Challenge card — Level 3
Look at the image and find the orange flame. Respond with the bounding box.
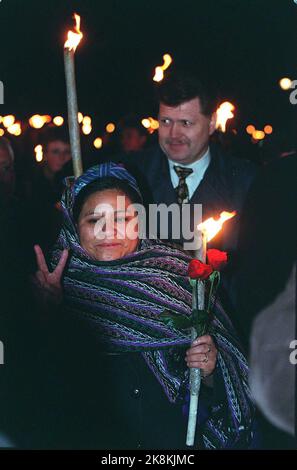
[263,125,273,135]
[94,137,103,149]
[252,130,265,140]
[34,145,43,163]
[149,117,159,130]
[3,115,15,128]
[246,124,255,135]
[43,115,52,123]
[216,102,235,133]
[7,122,21,136]
[153,53,173,82]
[141,118,151,129]
[64,13,83,51]
[198,211,236,242]
[141,117,159,132]
[29,114,46,129]
[106,123,116,133]
[53,116,64,126]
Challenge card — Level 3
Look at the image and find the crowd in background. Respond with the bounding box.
[0,71,296,449]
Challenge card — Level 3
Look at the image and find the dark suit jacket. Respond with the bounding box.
[117,143,257,254]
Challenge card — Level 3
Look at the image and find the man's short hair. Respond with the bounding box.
[40,126,70,151]
[155,69,218,116]
[0,137,14,161]
[118,115,148,137]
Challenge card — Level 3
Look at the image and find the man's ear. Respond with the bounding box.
[209,112,217,136]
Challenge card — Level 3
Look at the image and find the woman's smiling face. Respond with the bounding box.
[77,189,139,261]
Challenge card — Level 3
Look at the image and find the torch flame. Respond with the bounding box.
[252,130,265,141]
[29,114,46,129]
[141,118,151,129]
[64,13,83,51]
[153,67,164,82]
[153,53,173,82]
[7,122,21,136]
[162,54,172,69]
[149,117,159,130]
[216,101,235,133]
[141,117,159,132]
[198,211,236,243]
[34,145,43,163]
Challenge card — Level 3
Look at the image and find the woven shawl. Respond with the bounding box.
[51,162,254,449]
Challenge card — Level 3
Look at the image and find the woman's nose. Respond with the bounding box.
[101,219,117,237]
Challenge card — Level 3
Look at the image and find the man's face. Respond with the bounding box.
[0,148,15,198]
[120,128,147,153]
[158,97,216,164]
[44,140,71,173]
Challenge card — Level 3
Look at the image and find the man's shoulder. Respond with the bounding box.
[211,144,258,180]
[230,154,258,175]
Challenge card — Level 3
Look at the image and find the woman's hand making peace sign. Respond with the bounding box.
[33,245,69,305]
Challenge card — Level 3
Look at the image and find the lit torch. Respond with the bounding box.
[153,53,172,82]
[186,210,236,447]
[197,211,237,251]
[34,145,43,163]
[64,13,83,177]
[216,101,235,133]
[141,116,159,133]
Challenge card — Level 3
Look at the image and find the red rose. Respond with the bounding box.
[207,249,228,271]
[188,259,213,280]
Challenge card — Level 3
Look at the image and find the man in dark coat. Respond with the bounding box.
[105,70,257,331]
[119,70,257,255]
[104,70,259,333]
[125,141,257,254]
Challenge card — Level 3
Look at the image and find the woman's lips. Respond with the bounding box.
[96,243,121,248]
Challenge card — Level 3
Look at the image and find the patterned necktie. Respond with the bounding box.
[173,165,193,204]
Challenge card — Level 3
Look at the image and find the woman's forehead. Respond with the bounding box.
[80,189,133,213]
[83,188,131,202]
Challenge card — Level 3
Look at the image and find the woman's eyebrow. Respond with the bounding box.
[83,209,129,217]
[83,210,101,217]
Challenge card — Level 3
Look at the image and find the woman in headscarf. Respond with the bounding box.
[34,162,254,450]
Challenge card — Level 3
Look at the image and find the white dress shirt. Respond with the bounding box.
[168,147,211,200]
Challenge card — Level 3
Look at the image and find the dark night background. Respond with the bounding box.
[0,0,296,452]
[0,0,296,136]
